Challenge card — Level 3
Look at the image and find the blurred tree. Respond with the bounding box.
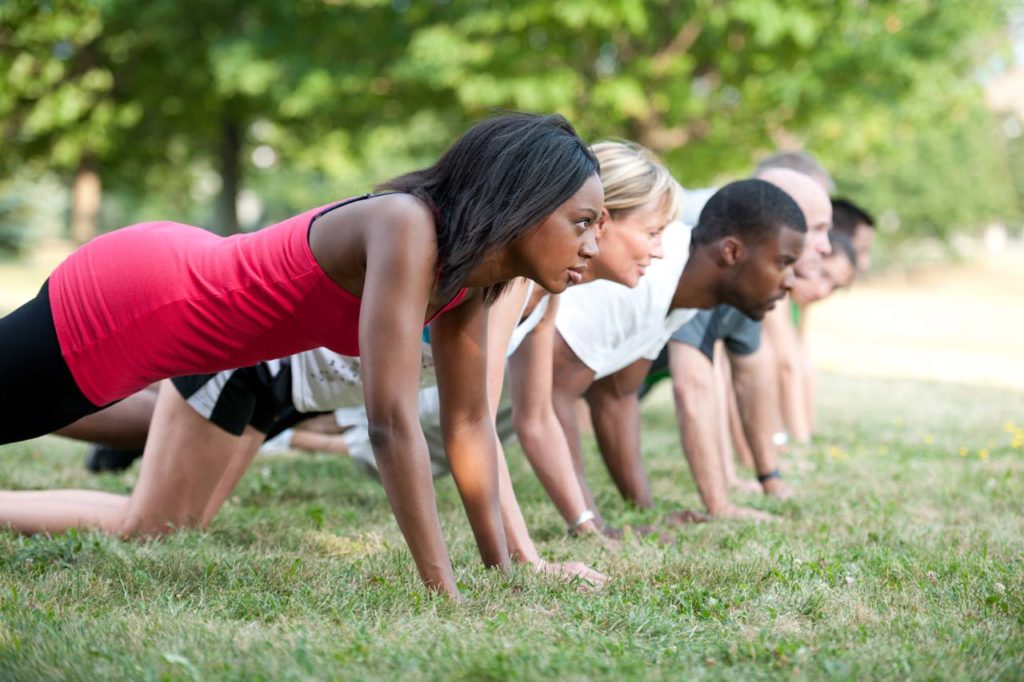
[1,0,1018,250]
[0,0,114,245]
[379,0,1019,237]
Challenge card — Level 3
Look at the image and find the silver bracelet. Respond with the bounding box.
[567,509,596,537]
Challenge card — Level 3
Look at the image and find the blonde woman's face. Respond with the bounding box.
[583,196,668,288]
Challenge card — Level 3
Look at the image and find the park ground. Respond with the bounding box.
[0,252,1022,679]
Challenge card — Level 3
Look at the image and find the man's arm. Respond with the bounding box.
[798,335,818,436]
[728,346,793,500]
[761,302,811,443]
[668,342,772,519]
[585,357,654,508]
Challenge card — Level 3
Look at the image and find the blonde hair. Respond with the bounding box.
[592,140,684,225]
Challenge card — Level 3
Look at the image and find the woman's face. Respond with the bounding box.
[510,173,604,294]
[584,196,668,288]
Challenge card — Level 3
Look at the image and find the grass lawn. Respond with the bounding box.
[1,372,1022,680]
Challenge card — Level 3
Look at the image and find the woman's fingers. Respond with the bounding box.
[541,561,611,590]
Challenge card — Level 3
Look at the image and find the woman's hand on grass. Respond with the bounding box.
[533,559,610,591]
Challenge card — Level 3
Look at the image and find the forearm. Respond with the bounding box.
[444,417,511,572]
[771,331,811,444]
[551,388,600,518]
[371,428,457,595]
[515,409,592,525]
[800,341,817,435]
[588,390,651,508]
[493,436,540,564]
[667,343,741,512]
[672,379,731,514]
[730,350,782,478]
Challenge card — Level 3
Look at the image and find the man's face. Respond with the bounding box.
[790,251,856,305]
[756,168,833,278]
[724,226,805,320]
[851,223,875,272]
[792,187,833,278]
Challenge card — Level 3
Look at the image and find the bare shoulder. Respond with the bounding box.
[309,192,438,296]
[366,193,437,255]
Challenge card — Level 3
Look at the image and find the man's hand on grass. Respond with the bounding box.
[711,504,776,522]
[728,477,764,494]
[762,477,793,500]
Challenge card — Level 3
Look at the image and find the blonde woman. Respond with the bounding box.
[485,141,684,547]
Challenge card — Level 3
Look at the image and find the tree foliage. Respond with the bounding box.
[0,0,1019,249]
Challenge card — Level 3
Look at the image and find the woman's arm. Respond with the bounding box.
[357,208,460,597]
[484,287,609,588]
[430,290,511,574]
[480,279,540,563]
[585,357,654,509]
[509,296,598,533]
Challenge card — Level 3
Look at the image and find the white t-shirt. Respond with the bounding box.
[506,288,550,358]
[682,186,717,228]
[554,221,698,379]
[290,344,438,413]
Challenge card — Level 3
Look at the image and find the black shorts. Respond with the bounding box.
[172,361,317,436]
[0,280,103,444]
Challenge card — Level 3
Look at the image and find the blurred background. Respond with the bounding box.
[2,0,1022,386]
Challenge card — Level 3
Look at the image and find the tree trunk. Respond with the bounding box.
[216,118,242,235]
[70,156,101,244]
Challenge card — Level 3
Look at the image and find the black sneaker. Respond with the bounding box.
[85,444,143,473]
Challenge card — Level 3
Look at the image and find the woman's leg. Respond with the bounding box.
[118,381,262,535]
[0,381,258,536]
[54,388,158,450]
[199,426,265,526]
[0,489,130,534]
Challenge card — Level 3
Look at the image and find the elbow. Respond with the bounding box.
[512,405,550,442]
[366,417,420,461]
[774,353,798,378]
[672,372,715,410]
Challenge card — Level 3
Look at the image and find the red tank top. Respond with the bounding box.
[49,196,467,406]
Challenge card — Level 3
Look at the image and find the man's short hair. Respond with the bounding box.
[831,198,875,237]
[754,150,834,192]
[692,179,807,246]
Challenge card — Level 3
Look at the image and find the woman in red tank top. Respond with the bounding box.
[0,113,604,599]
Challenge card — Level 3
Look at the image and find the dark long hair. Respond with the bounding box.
[378,113,599,304]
